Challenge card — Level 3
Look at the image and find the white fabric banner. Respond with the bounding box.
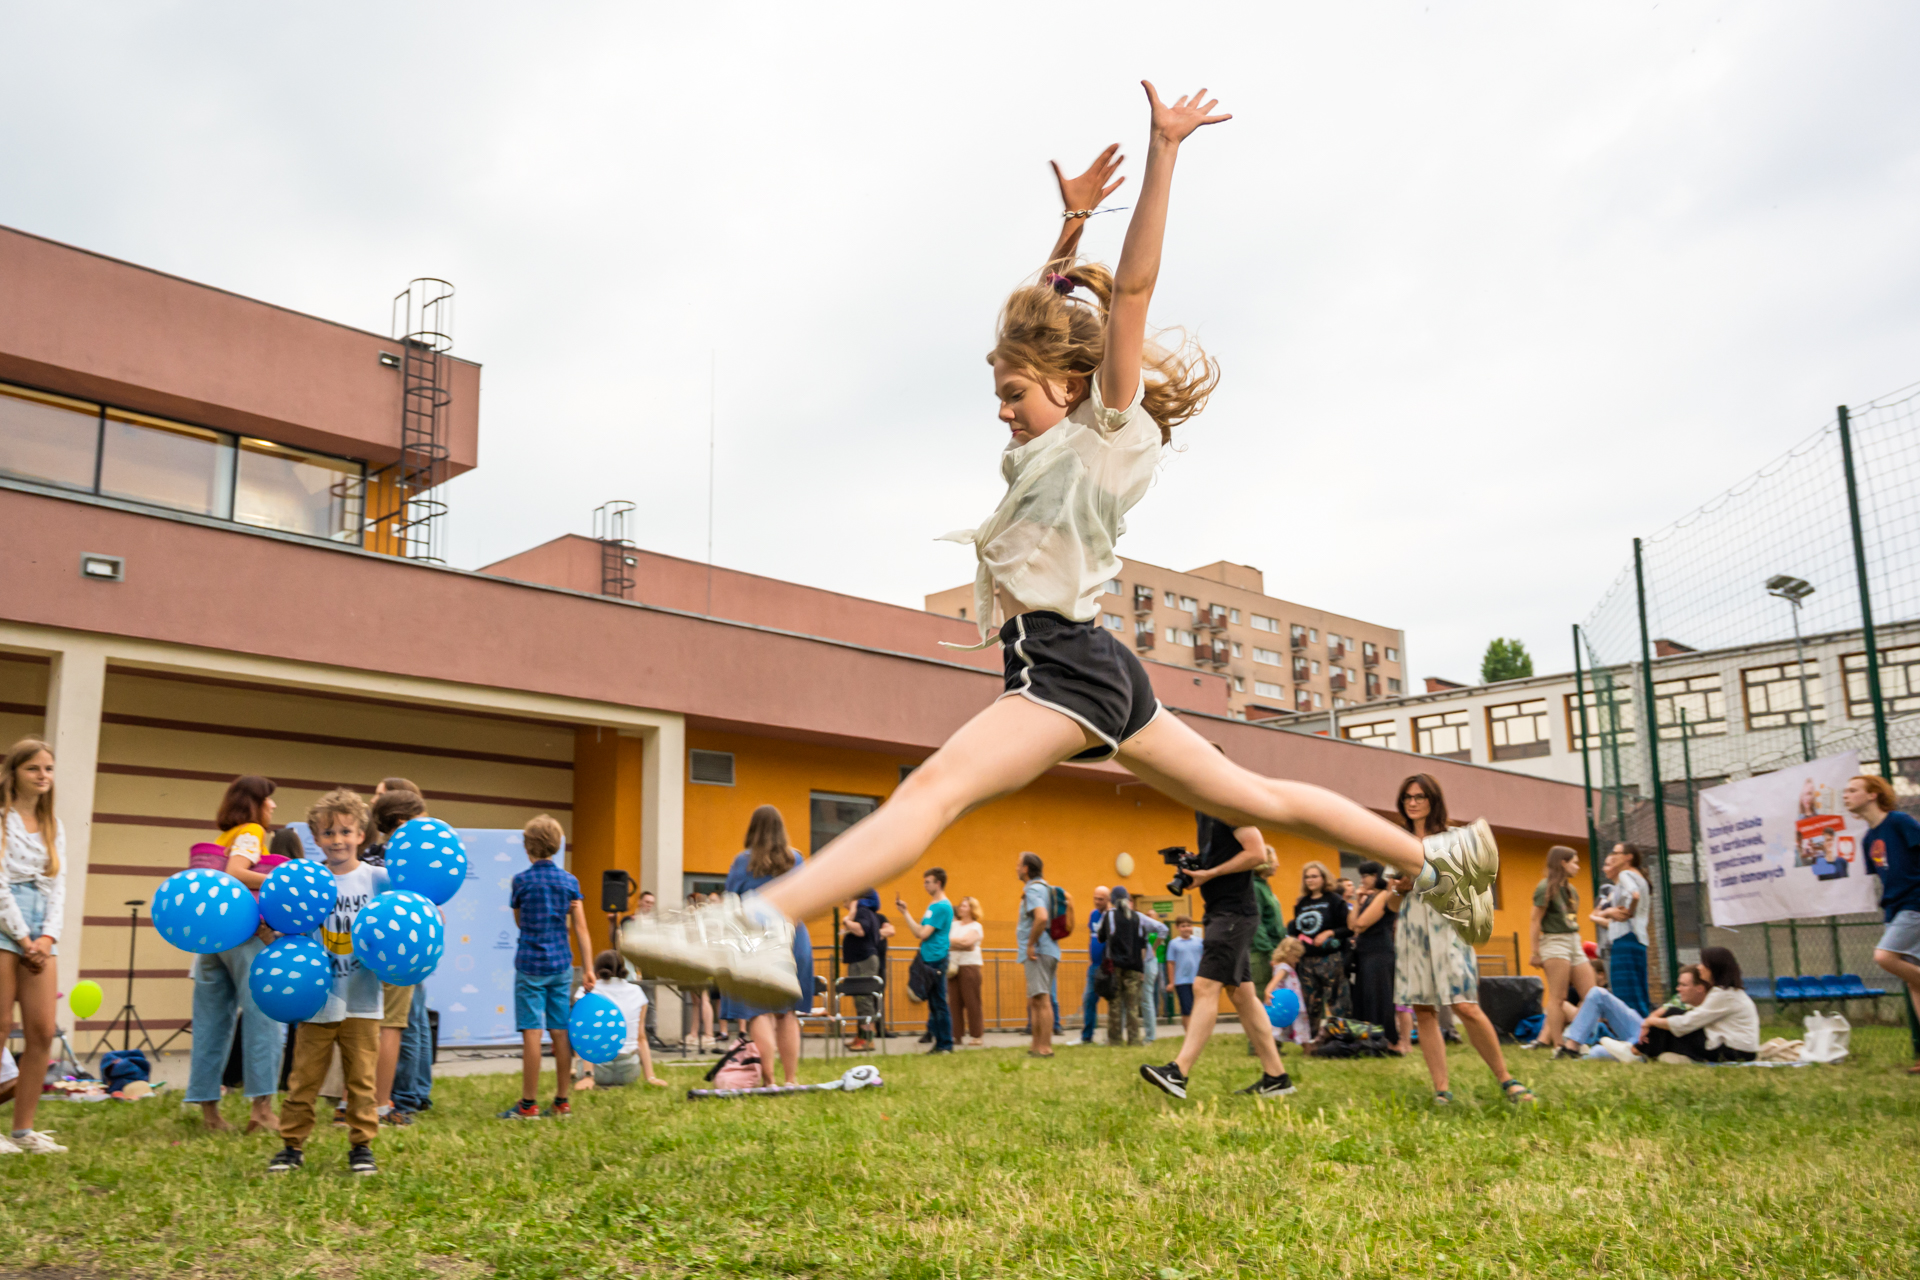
[1701,752,1878,927]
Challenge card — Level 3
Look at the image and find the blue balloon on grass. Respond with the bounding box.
[567,991,627,1064]
[151,868,261,955]
[259,858,338,935]
[386,817,468,906]
[1266,986,1302,1030]
[247,936,334,1023]
[351,890,445,986]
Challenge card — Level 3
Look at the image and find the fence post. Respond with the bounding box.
[1633,537,1681,991]
[1680,710,1706,950]
[1573,625,1603,909]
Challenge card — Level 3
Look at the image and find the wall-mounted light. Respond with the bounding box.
[623,555,638,566]
[377,352,401,368]
[1115,851,1135,878]
[81,553,124,582]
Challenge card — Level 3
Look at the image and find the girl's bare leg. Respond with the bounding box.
[1453,1001,1512,1082]
[1395,1006,1414,1054]
[757,697,1094,921]
[7,957,55,1133]
[1541,957,1570,1046]
[747,1014,777,1086]
[776,1011,801,1085]
[1116,711,1426,875]
[1413,1005,1448,1093]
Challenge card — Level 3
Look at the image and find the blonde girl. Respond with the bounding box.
[624,86,1499,1095]
[0,738,66,1153]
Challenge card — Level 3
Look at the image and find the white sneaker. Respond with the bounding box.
[1418,818,1499,946]
[0,1134,22,1155]
[12,1130,67,1154]
[1598,1037,1640,1064]
[620,895,800,1007]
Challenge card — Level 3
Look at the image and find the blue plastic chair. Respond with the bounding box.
[1774,977,1804,1000]
[1817,974,1847,999]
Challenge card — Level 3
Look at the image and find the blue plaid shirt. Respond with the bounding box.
[510,858,582,976]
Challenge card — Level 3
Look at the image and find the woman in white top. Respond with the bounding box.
[580,952,665,1089]
[947,896,987,1046]
[0,738,68,1154]
[1637,947,1760,1063]
[623,86,1501,1039]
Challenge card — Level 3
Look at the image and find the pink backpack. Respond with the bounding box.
[707,1035,765,1090]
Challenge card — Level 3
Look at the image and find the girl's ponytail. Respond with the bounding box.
[592,949,625,983]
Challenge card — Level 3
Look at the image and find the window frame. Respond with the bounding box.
[1413,708,1472,761]
[1487,698,1552,761]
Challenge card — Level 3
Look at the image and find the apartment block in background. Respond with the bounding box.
[926,557,1406,721]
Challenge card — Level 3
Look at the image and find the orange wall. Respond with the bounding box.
[677,727,1578,962]
[571,727,644,954]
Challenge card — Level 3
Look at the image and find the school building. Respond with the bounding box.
[0,224,1594,1040]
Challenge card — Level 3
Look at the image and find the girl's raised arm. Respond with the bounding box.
[1046,145,1125,269]
[1101,82,1230,412]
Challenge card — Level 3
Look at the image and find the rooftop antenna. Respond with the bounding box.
[706,349,716,615]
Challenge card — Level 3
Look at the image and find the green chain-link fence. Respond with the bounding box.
[1573,381,1920,1035]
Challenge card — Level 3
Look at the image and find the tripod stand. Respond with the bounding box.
[88,901,162,1060]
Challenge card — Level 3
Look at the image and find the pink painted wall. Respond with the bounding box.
[5,487,1585,840]
[480,535,1234,717]
[0,225,480,473]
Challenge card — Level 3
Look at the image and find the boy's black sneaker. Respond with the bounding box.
[1139,1061,1188,1099]
[348,1144,378,1176]
[265,1146,304,1173]
[1237,1072,1297,1098]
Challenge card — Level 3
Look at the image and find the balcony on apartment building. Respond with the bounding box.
[1363,643,1379,667]
[1203,605,1228,631]
[1329,670,1348,693]
[1290,629,1307,649]
[1364,672,1381,700]
[1136,626,1155,652]
[1328,640,1346,664]
[1292,659,1310,682]
[1133,587,1155,614]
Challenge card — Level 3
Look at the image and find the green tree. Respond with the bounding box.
[1481,637,1534,684]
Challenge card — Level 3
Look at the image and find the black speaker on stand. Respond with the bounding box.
[601,869,634,950]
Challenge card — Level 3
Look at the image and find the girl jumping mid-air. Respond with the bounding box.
[624,85,1499,1082]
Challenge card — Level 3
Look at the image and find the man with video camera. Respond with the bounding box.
[1140,811,1296,1099]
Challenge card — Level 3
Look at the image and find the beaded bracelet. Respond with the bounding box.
[1062,209,1094,219]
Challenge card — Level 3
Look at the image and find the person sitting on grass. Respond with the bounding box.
[499,814,596,1121]
[1630,947,1759,1064]
[574,952,665,1090]
[1580,964,1705,1061]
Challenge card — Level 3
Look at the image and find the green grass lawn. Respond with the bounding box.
[4,1024,1918,1279]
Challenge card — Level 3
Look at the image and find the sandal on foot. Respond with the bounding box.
[1431,1090,1453,1105]
[1501,1078,1537,1103]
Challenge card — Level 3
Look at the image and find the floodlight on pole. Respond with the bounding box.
[1765,574,1817,761]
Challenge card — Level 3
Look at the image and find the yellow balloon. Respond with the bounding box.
[69,979,104,1020]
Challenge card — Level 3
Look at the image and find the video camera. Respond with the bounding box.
[1157,846,1201,897]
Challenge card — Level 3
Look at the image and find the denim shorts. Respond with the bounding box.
[1877,909,1920,963]
[515,968,573,1031]
[0,880,56,957]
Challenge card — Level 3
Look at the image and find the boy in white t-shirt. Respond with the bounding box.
[577,952,665,1089]
[269,790,389,1176]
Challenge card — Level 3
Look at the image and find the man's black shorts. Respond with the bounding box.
[1197,913,1255,987]
[1002,611,1162,763]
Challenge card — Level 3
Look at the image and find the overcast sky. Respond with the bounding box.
[6,3,1918,683]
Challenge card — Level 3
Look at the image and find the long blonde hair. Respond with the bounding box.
[745,805,796,879]
[2,738,59,877]
[988,259,1220,444]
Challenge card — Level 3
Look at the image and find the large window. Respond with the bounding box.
[1741,662,1825,731]
[1253,646,1283,666]
[1,378,365,543]
[1568,689,1636,751]
[1251,615,1278,632]
[1651,673,1727,740]
[1414,709,1472,761]
[1843,645,1920,718]
[1254,680,1285,699]
[1344,720,1398,750]
[0,385,99,491]
[1488,698,1551,760]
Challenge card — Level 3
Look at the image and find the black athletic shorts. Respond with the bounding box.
[1197,912,1255,987]
[1001,611,1162,763]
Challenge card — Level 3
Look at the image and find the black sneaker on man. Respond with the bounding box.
[1139,1061,1188,1099]
[266,1146,304,1173]
[347,1144,378,1176]
[1237,1072,1297,1098]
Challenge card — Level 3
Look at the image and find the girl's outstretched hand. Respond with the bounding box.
[1143,81,1231,145]
[1051,144,1125,213]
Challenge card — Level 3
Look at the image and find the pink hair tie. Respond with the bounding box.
[1044,272,1074,295]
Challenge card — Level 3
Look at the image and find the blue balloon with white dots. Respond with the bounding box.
[385,817,468,906]
[567,991,628,1064]
[247,936,334,1023]
[351,889,445,986]
[151,868,261,955]
[1266,985,1302,1031]
[258,858,338,935]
